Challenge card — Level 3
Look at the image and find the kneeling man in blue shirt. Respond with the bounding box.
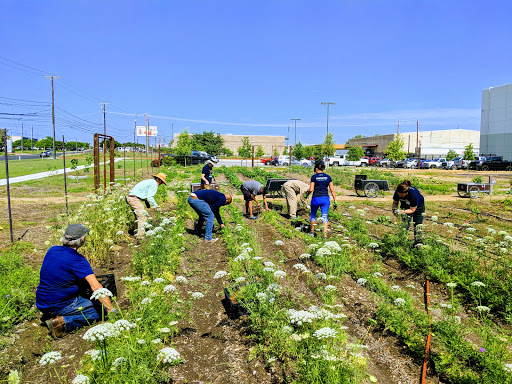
[36,224,117,338]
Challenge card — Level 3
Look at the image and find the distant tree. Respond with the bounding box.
[347,146,365,161]
[321,133,336,158]
[220,147,233,156]
[12,139,32,149]
[191,131,224,155]
[255,145,265,158]
[385,134,407,162]
[283,146,289,156]
[237,137,252,158]
[446,149,458,161]
[353,134,365,139]
[463,143,476,161]
[273,148,279,157]
[292,141,305,160]
[35,136,54,149]
[175,129,193,156]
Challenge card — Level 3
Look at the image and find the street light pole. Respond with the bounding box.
[291,118,301,145]
[321,102,336,136]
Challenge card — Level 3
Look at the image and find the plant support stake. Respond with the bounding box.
[62,135,69,214]
[3,129,14,242]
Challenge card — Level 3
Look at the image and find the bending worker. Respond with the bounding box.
[305,162,337,237]
[281,179,310,219]
[201,160,216,189]
[188,189,232,243]
[392,180,425,245]
[126,173,167,239]
[36,224,116,339]
[240,179,270,219]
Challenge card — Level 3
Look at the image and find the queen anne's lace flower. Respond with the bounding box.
[316,247,332,257]
[267,283,281,292]
[287,309,316,325]
[120,276,141,282]
[323,241,342,252]
[356,278,367,286]
[313,327,338,340]
[163,285,177,293]
[72,375,91,384]
[214,270,229,279]
[153,277,165,284]
[373,272,383,278]
[263,261,275,267]
[234,254,246,262]
[112,357,127,367]
[325,285,336,292]
[315,273,327,280]
[141,297,153,305]
[175,276,188,284]
[275,240,284,246]
[141,280,151,286]
[476,305,490,312]
[263,267,275,272]
[113,319,136,332]
[391,285,401,291]
[472,281,486,288]
[157,347,182,364]
[394,298,406,306]
[87,349,105,361]
[368,243,379,249]
[274,270,286,279]
[256,292,267,301]
[235,276,246,283]
[447,282,457,288]
[83,323,118,342]
[159,327,171,333]
[191,292,204,299]
[90,288,113,300]
[293,263,309,272]
[299,253,311,259]
[39,351,62,365]
[308,244,320,251]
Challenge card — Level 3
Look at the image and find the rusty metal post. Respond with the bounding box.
[251,145,254,167]
[158,144,161,169]
[289,145,292,167]
[94,134,100,191]
[109,137,115,188]
[3,129,14,242]
[62,135,69,214]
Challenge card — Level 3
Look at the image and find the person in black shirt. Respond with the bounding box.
[392,180,425,245]
[188,190,232,243]
[201,160,215,190]
[305,162,337,237]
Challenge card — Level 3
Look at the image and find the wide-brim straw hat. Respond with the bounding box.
[152,173,167,185]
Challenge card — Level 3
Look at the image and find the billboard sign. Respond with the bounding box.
[136,126,158,137]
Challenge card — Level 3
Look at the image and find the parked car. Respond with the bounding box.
[369,157,382,166]
[278,156,310,166]
[326,155,343,166]
[404,158,423,168]
[473,156,512,171]
[467,156,489,170]
[376,158,390,167]
[442,156,463,170]
[40,150,52,158]
[395,158,410,168]
[421,158,446,169]
[261,157,273,165]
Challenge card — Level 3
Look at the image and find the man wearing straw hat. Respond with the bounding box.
[126,173,167,239]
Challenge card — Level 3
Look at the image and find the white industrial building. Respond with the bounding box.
[347,129,479,158]
[480,83,512,160]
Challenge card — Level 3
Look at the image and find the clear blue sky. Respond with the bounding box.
[1,0,511,146]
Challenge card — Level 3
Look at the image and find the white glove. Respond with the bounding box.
[396,209,404,214]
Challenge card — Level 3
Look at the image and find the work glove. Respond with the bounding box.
[333,201,338,210]
[303,193,309,200]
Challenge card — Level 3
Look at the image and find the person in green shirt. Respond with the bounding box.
[126,173,167,239]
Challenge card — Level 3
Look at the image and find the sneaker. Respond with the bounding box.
[249,216,258,220]
[205,238,219,243]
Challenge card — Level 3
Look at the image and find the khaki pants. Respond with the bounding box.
[281,181,307,218]
[126,195,147,238]
[201,183,211,190]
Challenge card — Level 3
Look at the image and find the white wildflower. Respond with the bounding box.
[299,253,311,259]
[356,278,367,286]
[267,283,281,292]
[471,281,486,288]
[116,231,124,236]
[325,285,336,292]
[141,280,151,286]
[431,215,438,222]
[443,222,454,228]
[235,276,246,283]
[323,241,342,252]
[39,351,62,365]
[252,256,263,260]
[151,339,162,344]
[137,339,146,344]
[234,254,246,262]
[466,227,476,232]
[112,357,127,367]
[308,244,320,251]
[453,316,461,324]
[163,284,177,293]
[293,263,309,272]
[153,277,165,284]
[368,242,379,249]
[141,297,153,305]
[175,276,188,284]
[287,309,316,325]
[373,272,383,278]
[263,267,275,272]
[213,270,229,279]
[157,347,182,364]
[113,319,136,332]
[476,305,490,313]
[315,273,327,280]
[394,298,406,306]
[90,288,113,301]
[314,327,338,340]
[72,374,91,384]
[83,323,118,342]
[487,228,496,234]
[391,285,401,291]
[159,327,171,333]
[191,292,204,299]
[447,282,457,288]
[256,292,268,301]
[275,240,284,246]
[263,261,275,267]
[274,270,286,279]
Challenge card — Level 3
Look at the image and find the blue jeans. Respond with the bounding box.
[41,296,104,332]
[188,196,214,240]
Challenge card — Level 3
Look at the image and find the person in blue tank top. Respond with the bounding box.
[392,180,425,245]
[305,162,337,237]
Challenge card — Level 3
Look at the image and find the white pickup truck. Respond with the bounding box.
[328,155,369,167]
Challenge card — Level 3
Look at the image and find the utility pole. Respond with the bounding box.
[21,122,23,154]
[321,102,335,136]
[416,120,419,157]
[31,126,33,151]
[171,123,174,147]
[45,75,60,159]
[291,118,301,145]
[286,126,290,147]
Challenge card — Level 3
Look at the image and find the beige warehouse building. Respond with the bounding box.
[347,129,480,158]
[171,134,286,155]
